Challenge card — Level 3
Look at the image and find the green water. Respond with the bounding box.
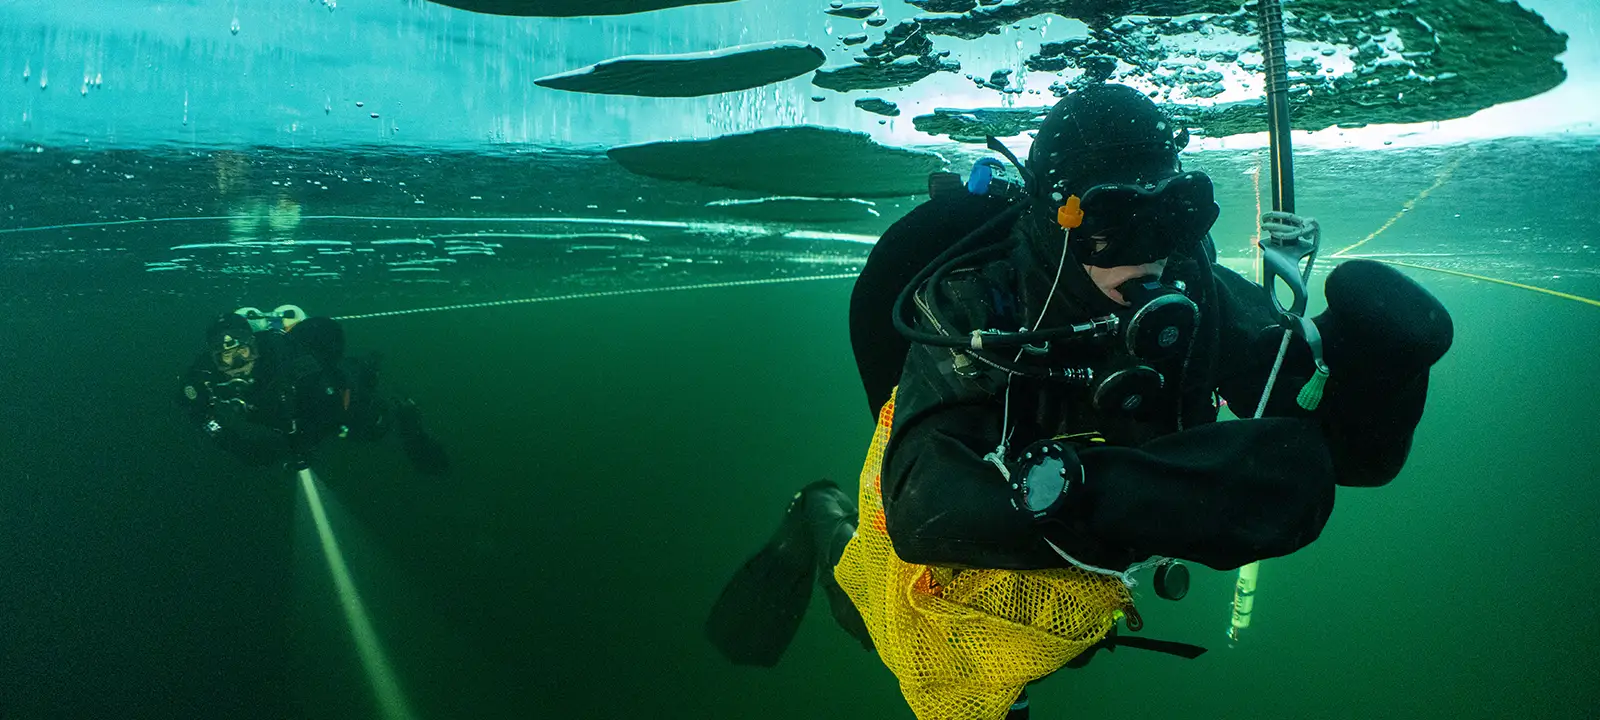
[1,138,1598,719]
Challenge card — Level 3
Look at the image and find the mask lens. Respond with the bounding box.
[215,340,251,369]
[1072,172,1218,267]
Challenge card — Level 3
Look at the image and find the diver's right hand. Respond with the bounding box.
[281,418,317,473]
[283,453,311,473]
[206,400,249,435]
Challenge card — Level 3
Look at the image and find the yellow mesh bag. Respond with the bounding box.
[834,389,1132,720]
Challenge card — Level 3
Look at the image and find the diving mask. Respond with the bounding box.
[1061,171,1220,269]
[209,322,257,375]
[215,343,256,379]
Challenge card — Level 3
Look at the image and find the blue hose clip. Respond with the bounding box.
[967,157,1005,195]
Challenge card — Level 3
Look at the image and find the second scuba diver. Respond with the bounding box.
[705,83,1455,717]
[178,307,451,476]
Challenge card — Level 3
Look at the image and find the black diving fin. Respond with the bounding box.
[704,480,843,667]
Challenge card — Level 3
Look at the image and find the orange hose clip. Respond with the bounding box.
[1057,194,1084,230]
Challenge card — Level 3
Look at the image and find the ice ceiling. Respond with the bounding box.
[0,0,1574,150]
[451,0,1569,142]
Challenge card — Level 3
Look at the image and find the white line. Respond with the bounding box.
[333,273,858,321]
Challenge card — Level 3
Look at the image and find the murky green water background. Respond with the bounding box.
[1,136,1597,719]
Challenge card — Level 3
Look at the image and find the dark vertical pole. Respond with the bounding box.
[1258,0,1295,215]
[1232,0,1298,648]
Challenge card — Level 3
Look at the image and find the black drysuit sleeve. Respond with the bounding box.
[882,340,1336,571]
[1208,265,1432,488]
[882,265,1431,572]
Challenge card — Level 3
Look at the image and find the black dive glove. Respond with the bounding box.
[1312,259,1454,390]
[1309,259,1453,487]
[203,403,287,468]
[284,420,313,472]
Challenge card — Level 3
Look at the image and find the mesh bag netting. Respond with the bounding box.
[835,390,1131,720]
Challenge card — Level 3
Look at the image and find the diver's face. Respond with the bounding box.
[216,344,256,378]
[1082,239,1167,306]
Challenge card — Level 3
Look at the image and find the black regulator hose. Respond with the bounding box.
[891,199,1125,354]
[891,199,1032,348]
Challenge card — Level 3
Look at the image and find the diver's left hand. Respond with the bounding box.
[1313,259,1453,383]
[1261,211,1320,250]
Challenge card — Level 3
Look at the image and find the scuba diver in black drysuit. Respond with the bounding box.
[178,309,450,476]
[704,83,1455,691]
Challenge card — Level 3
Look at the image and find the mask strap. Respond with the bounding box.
[986,136,1034,189]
